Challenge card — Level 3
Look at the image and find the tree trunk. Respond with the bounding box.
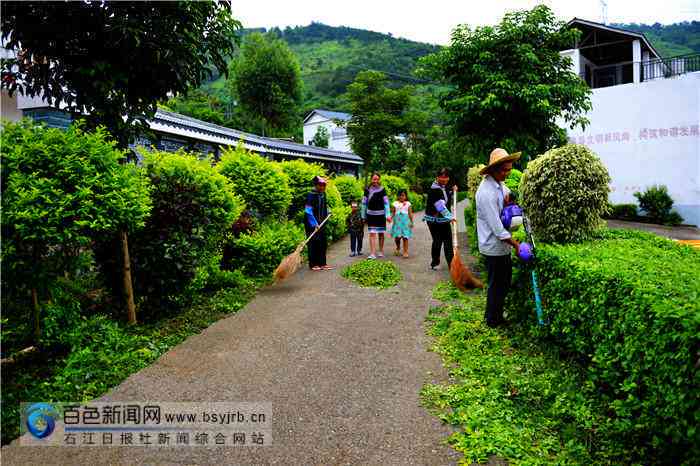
[120,230,137,325]
[31,287,41,342]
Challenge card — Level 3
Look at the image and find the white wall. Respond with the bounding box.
[303,113,352,152]
[1,90,23,121]
[565,72,700,225]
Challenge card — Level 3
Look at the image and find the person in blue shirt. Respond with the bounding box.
[304,176,333,271]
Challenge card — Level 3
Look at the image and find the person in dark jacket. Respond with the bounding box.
[304,176,333,271]
[424,168,457,270]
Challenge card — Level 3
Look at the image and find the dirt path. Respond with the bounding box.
[3,205,472,466]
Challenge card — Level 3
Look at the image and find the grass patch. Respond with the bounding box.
[422,281,629,464]
[341,259,402,289]
[0,281,259,445]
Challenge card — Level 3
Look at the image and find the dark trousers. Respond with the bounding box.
[484,254,512,327]
[427,221,453,267]
[306,228,327,268]
[349,230,363,253]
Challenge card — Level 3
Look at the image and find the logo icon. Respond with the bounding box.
[25,403,59,439]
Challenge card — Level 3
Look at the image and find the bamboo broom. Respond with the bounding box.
[450,188,484,291]
[273,213,332,282]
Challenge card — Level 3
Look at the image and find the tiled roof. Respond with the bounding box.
[303,109,351,123]
[153,109,362,165]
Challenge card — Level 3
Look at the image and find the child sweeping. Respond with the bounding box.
[390,189,414,258]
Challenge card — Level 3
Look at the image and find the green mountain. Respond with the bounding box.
[203,22,441,115]
[612,21,700,57]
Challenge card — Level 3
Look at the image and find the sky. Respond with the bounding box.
[233,0,700,45]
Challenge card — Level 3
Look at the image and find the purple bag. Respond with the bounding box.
[501,204,524,229]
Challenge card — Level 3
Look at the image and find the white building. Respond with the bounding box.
[560,19,699,226]
[303,109,352,152]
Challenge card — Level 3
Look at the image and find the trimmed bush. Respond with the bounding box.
[407,191,426,211]
[334,174,364,204]
[381,174,409,199]
[96,150,243,309]
[279,159,326,216]
[521,144,610,243]
[507,229,700,463]
[223,220,304,277]
[218,145,292,219]
[504,168,522,201]
[634,185,684,225]
[607,203,638,220]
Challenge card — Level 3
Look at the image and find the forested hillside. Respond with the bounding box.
[203,22,440,114]
[613,21,700,56]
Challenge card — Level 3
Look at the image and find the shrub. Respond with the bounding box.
[278,159,326,216]
[96,150,243,309]
[218,145,292,219]
[1,120,151,340]
[407,191,426,211]
[634,185,684,225]
[334,174,364,204]
[341,259,402,289]
[466,164,485,201]
[380,174,409,199]
[504,168,522,201]
[507,229,700,463]
[223,220,304,277]
[607,203,638,220]
[521,144,610,243]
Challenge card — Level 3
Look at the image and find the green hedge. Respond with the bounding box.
[507,229,700,463]
[278,159,325,216]
[218,145,292,219]
[223,220,304,277]
[333,175,364,204]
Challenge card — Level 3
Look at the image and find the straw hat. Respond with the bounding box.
[480,148,521,175]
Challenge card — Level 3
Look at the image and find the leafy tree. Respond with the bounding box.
[163,89,228,126]
[311,125,330,148]
[345,70,420,177]
[229,32,303,137]
[1,1,240,322]
[1,1,241,147]
[419,5,591,162]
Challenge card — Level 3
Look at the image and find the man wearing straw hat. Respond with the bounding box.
[475,148,521,327]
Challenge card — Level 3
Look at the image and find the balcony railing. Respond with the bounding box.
[642,53,700,80]
[578,53,700,88]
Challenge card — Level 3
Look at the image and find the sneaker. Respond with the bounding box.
[430,264,439,270]
[357,251,364,255]
[377,252,384,258]
[368,254,377,259]
[349,252,356,257]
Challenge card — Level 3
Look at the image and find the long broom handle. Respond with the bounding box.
[452,188,458,248]
[299,213,332,249]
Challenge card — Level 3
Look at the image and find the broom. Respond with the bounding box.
[273,213,332,282]
[450,188,484,291]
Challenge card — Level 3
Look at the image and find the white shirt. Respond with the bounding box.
[392,201,411,215]
[475,175,512,256]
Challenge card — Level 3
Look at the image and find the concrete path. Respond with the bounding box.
[606,219,700,240]
[4,204,472,466]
